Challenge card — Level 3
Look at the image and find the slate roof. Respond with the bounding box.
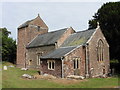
[27,28,68,48]
[18,15,48,29]
[18,20,33,29]
[61,29,95,47]
[40,29,96,59]
[41,46,76,59]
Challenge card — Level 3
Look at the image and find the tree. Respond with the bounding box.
[0,28,16,63]
[88,2,120,63]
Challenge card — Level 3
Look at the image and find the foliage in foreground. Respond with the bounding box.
[0,28,16,63]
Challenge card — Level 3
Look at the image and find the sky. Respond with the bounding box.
[0,0,118,40]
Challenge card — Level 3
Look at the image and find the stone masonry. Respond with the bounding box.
[17,15,110,78]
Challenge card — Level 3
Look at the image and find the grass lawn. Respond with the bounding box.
[0,62,2,89]
[2,62,119,88]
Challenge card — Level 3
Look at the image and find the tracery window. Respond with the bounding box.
[97,39,104,62]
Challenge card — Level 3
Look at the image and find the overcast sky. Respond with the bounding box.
[1,0,118,40]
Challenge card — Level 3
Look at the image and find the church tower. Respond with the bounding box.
[17,14,48,67]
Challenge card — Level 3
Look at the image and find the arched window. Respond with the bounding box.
[97,39,104,61]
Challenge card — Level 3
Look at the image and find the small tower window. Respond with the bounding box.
[38,26,40,31]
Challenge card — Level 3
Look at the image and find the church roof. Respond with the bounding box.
[40,29,96,59]
[27,27,96,59]
[61,29,95,47]
[41,46,76,59]
[18,14,48,29]
[18,20,33,29]
[27,28,68,48]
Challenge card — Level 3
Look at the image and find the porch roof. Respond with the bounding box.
[40,46,76,59]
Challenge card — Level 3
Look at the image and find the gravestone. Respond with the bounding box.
[3,66,7,70]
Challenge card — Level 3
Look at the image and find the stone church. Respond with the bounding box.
[17,14,110,78]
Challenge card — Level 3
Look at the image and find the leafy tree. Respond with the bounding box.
[88,2,120,63]
[0,28,16,63]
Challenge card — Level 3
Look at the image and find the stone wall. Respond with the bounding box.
[27,25,48,44]
[63,46,86,78]
[40,59,62,78]
[17,16,48,68]
[26,45,55,69]
[57,27,75,48]
[17,28,27,67]
[88,28,110,77]
[29,15,48,29]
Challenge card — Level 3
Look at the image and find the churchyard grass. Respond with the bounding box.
[0,62,2,89]
[2,62,119,88]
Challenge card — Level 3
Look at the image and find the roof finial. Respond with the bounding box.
[97,22,100,28]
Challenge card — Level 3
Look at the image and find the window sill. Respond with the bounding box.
[48,69,55,70]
